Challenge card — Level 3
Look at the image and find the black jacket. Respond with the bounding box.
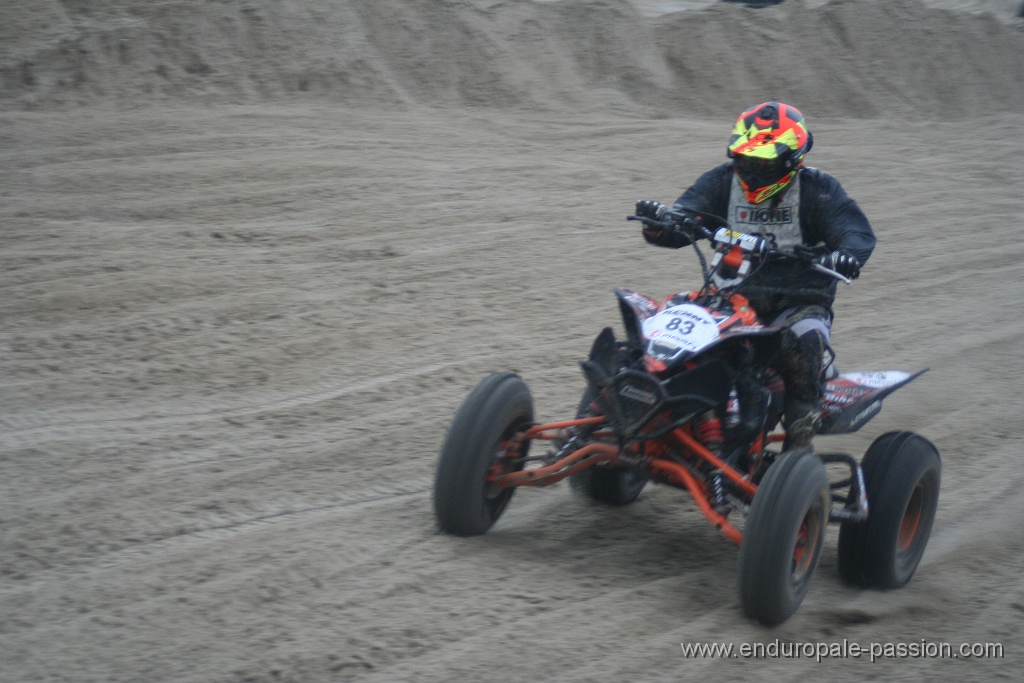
[648,163,876,317]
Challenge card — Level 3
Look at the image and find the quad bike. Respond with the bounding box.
[433,210,940,626]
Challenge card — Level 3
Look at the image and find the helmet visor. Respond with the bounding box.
[734,155,789,192]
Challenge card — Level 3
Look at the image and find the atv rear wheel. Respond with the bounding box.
[837,431,940,588]
[568,387,647,505]
[738,448,830,626]
[433,372,533,536]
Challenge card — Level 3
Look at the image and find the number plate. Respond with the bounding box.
[642,304,720,355]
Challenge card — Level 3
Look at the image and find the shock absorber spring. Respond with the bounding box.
[697,411,728,510]
[710,471,727,510]
[696,411,724,454]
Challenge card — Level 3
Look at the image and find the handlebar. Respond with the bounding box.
[792,243,853,284]
[627,211,715,241]
[627,214,851,285]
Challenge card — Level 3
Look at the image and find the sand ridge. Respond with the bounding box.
[2,0,1022,115]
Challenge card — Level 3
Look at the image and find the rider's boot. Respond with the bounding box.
[782,398,822,451]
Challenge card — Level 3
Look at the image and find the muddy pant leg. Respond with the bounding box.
[772,307,832,450]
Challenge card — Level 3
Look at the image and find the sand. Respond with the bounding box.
[2,1,1024,681]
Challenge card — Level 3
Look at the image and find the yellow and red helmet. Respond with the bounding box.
[727,102,813,204]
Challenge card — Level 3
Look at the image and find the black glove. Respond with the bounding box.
[817,250,861,279]
[635,200,668,221]
[644,221,698,249]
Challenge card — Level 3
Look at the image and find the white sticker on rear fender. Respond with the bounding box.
[840,371,911,389]
[642,304,720,353]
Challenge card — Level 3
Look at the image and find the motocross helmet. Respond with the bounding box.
[727,102,813,204]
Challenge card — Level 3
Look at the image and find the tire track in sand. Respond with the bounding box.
[0,356,490,447]
[0,475,433,599]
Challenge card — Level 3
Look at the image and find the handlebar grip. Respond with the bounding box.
[792,243,819,259]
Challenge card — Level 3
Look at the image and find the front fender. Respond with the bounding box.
[614,287,661,346]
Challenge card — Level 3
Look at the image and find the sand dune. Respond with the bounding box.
[2,0,1022,115]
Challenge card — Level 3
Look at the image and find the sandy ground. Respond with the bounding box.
[2,1,1024,682]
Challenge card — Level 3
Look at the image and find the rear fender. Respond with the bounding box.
[819,370,927,435]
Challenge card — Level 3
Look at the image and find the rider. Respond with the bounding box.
[635,101,875,450]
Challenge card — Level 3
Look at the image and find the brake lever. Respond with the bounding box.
[811,262,852,285]
[626,214,665,227]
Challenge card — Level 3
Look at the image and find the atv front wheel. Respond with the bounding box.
[738,448,830,626]
[433,372,533,536]
[567,387,647,505]
[837,431,940,588]
[569,465,647,506]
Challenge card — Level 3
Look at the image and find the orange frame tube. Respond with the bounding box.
[491,442,620,487]
[648,458,743,545]
[525,416,606,439]
[492,416,768,544]
[667,428,758,499]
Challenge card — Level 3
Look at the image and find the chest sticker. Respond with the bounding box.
[734,205,794,226]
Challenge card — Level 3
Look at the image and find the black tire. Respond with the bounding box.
[738,448,830,626]
[567,387,647,506]
[569,464,648,506]
[837,431,940,588]
[433,372,533,536]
